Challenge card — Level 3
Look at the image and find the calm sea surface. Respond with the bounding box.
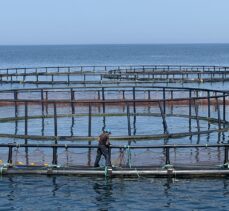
[0,44,229,68]
[0,176,229,211]
[0,44,229,210]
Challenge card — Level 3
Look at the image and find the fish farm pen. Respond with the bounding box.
[1,65,229,85]
[0,65,229,178]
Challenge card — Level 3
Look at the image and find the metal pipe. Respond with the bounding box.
[0,143,229,149]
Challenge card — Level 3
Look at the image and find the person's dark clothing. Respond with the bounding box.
[94,133,111,167]
[98,133,110,145]
[94,145,111,167]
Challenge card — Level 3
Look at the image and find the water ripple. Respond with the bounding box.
[0,176,229,210]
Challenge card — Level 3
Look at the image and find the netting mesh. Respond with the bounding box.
[0,145,223,168]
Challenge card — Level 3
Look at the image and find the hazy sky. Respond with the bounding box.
[0,0,229,45]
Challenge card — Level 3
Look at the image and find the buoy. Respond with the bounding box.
[44,163,49,167]
[30,162,35,166]
[0,160,3,165]
[16,161,24,165]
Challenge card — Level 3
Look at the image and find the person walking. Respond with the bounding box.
[94,129,112,167]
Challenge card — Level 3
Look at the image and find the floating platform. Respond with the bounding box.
[1,165,229,178]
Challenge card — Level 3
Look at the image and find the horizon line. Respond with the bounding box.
[0,42,229,46]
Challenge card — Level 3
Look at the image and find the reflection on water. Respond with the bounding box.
[93,179,114,211]
[1,176,229,210]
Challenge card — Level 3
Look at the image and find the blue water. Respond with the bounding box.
[1,44,229,210]
[0,176,229,211]
[0,44,229,68]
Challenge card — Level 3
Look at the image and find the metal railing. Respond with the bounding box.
[1,143,229,167]
[1,65,229,84]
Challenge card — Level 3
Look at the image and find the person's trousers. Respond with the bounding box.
[94,144,111,167]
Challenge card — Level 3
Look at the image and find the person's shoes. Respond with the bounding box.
[94,164,100,168]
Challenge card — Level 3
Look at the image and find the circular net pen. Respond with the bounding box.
[0,86,229,176]
[107,65,229,83]
[0,86,228,142]
[1,65,229,86]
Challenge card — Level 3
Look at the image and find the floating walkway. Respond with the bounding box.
[1,143,229,178]
[2,166,229,178]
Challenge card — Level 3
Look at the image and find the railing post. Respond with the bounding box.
[52,146,58,165]
[41,89,44,115]
[71,88,75,114]
[25,102,28,137]
[170,90,174,114]
[163,88,166,114]
[14,90,18,118]
[88,103,92,137]
[23,68,26,81]
[8,146,13,164]
[189,90,192,132]
[122,90,125,100]
[158,101,169,134]
[215,97,221,130]
[165,147,170,165]
[133,87,136,114]
[54,103,58,138]
[127,104,131,136]
[102,87,105,113]
[193,99,200,133]
[45,91,48,114]
[224,146,228,165]
[207,90,210,118]
[24,101,29,165]
[88,101,92,165]
[148,90,150,100]
[223,93,226,126]
[68,67,70,85]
